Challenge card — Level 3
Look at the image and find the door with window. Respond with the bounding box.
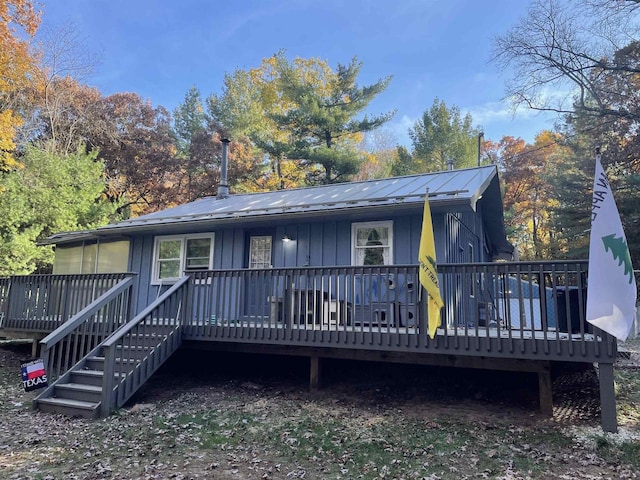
[351,221,398,325]
[245,235,273,319]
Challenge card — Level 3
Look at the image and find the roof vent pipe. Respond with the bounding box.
[447,157,454,171]
[218,138,230,199]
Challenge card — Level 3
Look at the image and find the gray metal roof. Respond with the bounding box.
[46,166,503,244]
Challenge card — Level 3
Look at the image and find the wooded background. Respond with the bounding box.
[1,0,638,274]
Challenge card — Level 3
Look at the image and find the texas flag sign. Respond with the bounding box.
[21,358,48,391]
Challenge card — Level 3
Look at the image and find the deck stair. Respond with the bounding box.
[35,330,172,418]
[34,277,189,418]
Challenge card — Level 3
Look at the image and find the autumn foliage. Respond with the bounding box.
[0,0,40,170]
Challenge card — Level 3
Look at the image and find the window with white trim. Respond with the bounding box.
[249,236,272,269]
[352,221,393,266]
[152,234,214,283]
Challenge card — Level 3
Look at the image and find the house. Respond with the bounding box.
[0,164,619,432]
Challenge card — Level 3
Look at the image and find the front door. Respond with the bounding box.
[245,235,273,319]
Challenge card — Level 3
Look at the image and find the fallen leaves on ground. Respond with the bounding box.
[1,344,639,479]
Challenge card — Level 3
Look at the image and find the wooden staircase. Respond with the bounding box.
[34,276,189,418]
[36,330,176,418]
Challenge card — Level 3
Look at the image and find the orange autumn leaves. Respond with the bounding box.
[0,0,40,171]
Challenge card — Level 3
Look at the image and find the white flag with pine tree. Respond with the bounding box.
[586,156,637,341]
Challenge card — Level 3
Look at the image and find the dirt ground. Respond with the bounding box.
[1,342,639,479]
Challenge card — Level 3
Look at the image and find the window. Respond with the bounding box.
[53,240,130,274]
[96,241,131,273]
[153,234,214,283]
[249,236,272,269]
[352,221,393,266]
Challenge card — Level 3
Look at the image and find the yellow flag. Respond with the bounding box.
[418,194,444,338]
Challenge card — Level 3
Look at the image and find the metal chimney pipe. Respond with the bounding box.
[218,138,230,199]
[447,157,454,171]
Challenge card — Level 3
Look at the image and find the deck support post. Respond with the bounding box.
[537,364,553,415]
[310,355,321,390]
[598,362,618,433]
[31,338,39,358]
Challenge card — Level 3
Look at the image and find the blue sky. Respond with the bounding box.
[40,0,558,148]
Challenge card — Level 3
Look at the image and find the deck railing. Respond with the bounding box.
[0,273,135,332]
[184,261,617,362]
[40,276,136,382]
[100,275,189,417]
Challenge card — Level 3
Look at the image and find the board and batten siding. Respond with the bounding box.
[126,208,488,312]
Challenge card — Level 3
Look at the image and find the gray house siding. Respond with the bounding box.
[126,209,481,313]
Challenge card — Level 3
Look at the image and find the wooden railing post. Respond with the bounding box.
[283,273,292,327]
[417,289,426,346]
[60,278,71,324]
[100,344,116,418]
[41,345,51,381]
[183,277,193,328]
[1,278,12,329]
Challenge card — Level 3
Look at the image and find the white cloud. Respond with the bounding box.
[464,100,539,125]
[385,114,417,148]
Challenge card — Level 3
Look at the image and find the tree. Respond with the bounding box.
[272,54,394,184]
[85,92,180,216]
[409,98,481,172]
[23,76,103,153]
[544,132,593,260]
[173,86,207,157]
[0,0,40,170]
[209,52,394,186]
[495,132,568,260]
[391,145,414,177]
[492,0,640,123]
[494,0,640,265]
[0,146,117,274]
[548,107,640,267]
[25,21,101,154]
[353,128,398,180]
[208,57,305,190]
[173,87,213,200]
[174,87,266,199]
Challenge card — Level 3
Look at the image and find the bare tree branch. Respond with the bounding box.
[492,0,640,123]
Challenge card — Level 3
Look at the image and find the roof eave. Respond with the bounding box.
[47,197,472,243]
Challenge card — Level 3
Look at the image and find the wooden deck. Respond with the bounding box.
[0,262,620,431]
[180,262,615,364]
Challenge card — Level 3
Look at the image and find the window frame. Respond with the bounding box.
[152,233,215,284]
[248,235,273,269]
[53,240,130,274]
[351,221,394,266]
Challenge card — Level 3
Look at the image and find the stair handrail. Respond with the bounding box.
[40,275,136,381]
[100,275,190,417]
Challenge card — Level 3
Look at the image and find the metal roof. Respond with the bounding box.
[46,166,502,243]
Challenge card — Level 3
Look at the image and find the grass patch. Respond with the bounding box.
[595,436,640,470]
[615,369,640,424]
[150,404,578,479]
